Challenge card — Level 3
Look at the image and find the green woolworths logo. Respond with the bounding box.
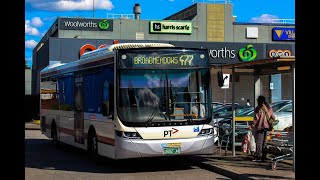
[99,20,110,30]
[238,44,257,61]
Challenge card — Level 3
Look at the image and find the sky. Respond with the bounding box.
[25,0,295,67]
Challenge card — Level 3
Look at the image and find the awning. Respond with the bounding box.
[212,56,295,74]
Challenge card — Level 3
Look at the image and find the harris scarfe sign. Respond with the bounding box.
[272,27,295,41]
[59,18,113,31]
[149,21,192,34]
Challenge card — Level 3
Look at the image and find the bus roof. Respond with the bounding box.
[80,43,175,60]
[40,42,175,78]
[41,62,65,72]
[108,42,174,50]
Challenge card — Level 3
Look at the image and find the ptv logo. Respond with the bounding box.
[164,128,179,137]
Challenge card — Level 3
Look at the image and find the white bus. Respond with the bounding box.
[40,42,214,161]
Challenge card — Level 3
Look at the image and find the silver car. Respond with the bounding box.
[273,103,292,131]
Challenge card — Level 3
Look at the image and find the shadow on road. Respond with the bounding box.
[25,138,198,173]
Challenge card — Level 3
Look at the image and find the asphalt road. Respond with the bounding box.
[25,130,230,180]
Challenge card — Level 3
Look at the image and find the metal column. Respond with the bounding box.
[292,65,295,172]
[232,67,235,156]
[254,75,261,106]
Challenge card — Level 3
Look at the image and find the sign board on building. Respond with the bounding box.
[221,74,230,89]
[266,44,295,58]
[149,21,192,34]
[246,27,258,39]
[195,42,265,64]
[268,49,292,58]
[238,44,257,62]
[270,83,274,90]
[272,27,295,41]
[59,18,113,31]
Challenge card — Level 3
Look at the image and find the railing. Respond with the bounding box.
[106,13,135,19]
[271,19,295,24]
[192,0,232,4]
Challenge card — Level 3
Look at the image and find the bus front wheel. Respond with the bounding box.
[88,132,101,164]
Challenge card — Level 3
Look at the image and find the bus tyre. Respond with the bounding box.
[89,133,101,164]
[51,123,59,147]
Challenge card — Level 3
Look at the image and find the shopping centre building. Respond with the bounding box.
[30,1,295,119]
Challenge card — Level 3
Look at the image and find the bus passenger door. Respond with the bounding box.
[74,74,84,144]
[101,81,114,120]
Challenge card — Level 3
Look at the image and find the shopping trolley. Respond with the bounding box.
[215,121,238,156]
[266,129,293,170]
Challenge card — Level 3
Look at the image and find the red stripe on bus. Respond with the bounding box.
[97,135,115,146]
[47,125,114,146]
[59,127,74,136]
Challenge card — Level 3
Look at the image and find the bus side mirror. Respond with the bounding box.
[217,71,224,87]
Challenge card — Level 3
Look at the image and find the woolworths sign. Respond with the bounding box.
[59,18,113,31]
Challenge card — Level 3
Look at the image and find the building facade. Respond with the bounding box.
[32,2,295,109]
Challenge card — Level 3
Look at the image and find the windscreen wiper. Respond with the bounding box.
[145,108,169,127]
[145,110,157,127]
[186,114,194,125]
[159,111,168,121]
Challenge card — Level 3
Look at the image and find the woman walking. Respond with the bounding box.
[250,95,275,162]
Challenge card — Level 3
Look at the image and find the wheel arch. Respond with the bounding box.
[87,125,96,149]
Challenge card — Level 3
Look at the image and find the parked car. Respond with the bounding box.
[212,104,247,119]
[215,107,254,146]
[271,100,292,112]
[212,102,240,111]
[212,102,224,110]
[212,103,243,144]
[213,100,292,146]
[224,100,292,131]
[273,103,292,131]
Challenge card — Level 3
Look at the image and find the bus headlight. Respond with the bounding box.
[116,130,142,139]
[198,128,213,136]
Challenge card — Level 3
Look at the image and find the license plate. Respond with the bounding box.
[163,147,180,154]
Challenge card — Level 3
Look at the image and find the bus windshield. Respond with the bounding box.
[118,68,211,126]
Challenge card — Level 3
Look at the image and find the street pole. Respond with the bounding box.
[232,67,235,156]
[224,89,226,104]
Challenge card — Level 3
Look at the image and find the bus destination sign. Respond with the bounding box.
[119,50,208,68]
[134,54,194,66]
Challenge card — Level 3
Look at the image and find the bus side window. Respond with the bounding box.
[101,81,109,116]
[101,81,114,118]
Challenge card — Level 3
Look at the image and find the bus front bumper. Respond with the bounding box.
[115,135,214,159]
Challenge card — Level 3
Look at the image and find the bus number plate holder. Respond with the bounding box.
[163,147,180,154]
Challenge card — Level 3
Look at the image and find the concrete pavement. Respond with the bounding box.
[186,150,294,180]
[25,123,294,179]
